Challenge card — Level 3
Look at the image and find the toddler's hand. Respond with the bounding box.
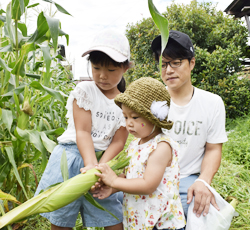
[92,185,113,199]
[90,179,103,193]
[95,163,118,187]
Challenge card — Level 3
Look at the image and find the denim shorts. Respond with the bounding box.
[179,174,199,218]
[34,143,123,228]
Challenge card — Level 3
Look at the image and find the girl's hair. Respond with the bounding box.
[87,51,129,93]
[153,39,194,63]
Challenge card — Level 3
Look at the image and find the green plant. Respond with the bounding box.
[0,0,72,206]
[125,0,250,119]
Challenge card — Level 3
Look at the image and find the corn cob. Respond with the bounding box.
[0,150,129,228]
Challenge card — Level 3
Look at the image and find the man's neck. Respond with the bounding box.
[168,84,194,106]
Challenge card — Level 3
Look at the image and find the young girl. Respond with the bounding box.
[93,77,186,230]
[35,29,131,230]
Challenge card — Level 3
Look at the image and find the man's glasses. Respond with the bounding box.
[161,59,184,69]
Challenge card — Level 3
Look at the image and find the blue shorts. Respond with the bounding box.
[179,174,199,218]
[35,143,123,228]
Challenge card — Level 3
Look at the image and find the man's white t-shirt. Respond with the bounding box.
[164,87,228,179]
[58,81,125,150]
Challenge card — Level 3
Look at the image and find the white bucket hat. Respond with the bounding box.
[81,29,130,62]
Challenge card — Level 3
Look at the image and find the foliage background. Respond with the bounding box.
[125,0,250,119]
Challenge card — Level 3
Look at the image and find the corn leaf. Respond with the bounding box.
[148,0,169,73]
[44,14,59,53]
[84,192,118,220]
[40,132,56,153]
[0,57,12,72]
[1,109,13,132]
[0,190,21,205]
[60,149,68,182]
[5,147,28,200]
[29,81,64,103]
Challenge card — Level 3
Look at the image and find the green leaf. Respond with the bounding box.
[27,3,40,8]
[17,111,29,130]
[148,0,169,73]
[0,161,11,188]
[28,12,49,43]
[1,109,13,131]
[40,132,56,153]
[41,0,72,16]
[54,3,72,16]
[11,43,35,77]
[6,3,15,47]
[5,147,28,199]
[0,44,12,52]
[1,85,25,98]
[44,14,59,53]
[0,57,12,72]
[84,192,119,220]
[39,45,51,84]
[36,94,52,103]
[18,22,28,37]
[0,15,6,23]
[29,81,64,103]
[14,127,47,156]
[44,127,65,136]
[12,0,25,20]
[25,73,41,79]
[60,149,69,182]
[13,92,21,114]
[58,28,69,46]
[32,61,43,71]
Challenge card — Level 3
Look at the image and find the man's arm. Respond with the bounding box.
[187,142,222,217]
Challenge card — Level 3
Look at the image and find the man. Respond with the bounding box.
[151,30,228,218]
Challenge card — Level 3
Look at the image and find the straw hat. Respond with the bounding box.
[115,77,173,130]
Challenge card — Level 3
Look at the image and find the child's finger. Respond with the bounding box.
[95,172,102,177]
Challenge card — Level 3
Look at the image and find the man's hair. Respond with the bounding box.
[153,39,194,63]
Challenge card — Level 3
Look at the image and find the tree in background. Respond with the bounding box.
[125,0,250,119]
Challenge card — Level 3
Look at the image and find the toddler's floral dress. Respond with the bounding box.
[123,133,185,230]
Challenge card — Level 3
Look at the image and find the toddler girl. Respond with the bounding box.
[94,77,185,230]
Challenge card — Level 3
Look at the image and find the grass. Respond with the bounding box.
[5,117,250,229]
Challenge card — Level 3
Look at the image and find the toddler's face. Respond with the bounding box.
[122,105,154,139]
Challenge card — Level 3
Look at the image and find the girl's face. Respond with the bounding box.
[122,105,156,143]
[91,63,128,94]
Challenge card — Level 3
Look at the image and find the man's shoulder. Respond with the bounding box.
[195,87,222,102]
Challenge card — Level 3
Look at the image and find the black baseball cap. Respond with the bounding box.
[151,30,195,57]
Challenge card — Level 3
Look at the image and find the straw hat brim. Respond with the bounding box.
[115,93,173,130]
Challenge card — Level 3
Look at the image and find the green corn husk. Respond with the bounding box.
[0,151,130,228]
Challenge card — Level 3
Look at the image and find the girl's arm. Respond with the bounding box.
[95,141,172,195]
[98,126,128,164]
[73,100,97,169]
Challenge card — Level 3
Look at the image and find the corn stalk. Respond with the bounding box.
[0,0,71,204]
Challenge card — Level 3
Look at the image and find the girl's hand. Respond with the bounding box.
[92,185,113,199]
[80,164,96,174]
[95,163,118,187]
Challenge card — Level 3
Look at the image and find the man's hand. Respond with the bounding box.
[187,180,219,217]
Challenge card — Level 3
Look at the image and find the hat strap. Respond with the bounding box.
[146,125,155,138]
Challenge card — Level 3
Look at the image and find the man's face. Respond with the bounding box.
[160,56,195,91]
